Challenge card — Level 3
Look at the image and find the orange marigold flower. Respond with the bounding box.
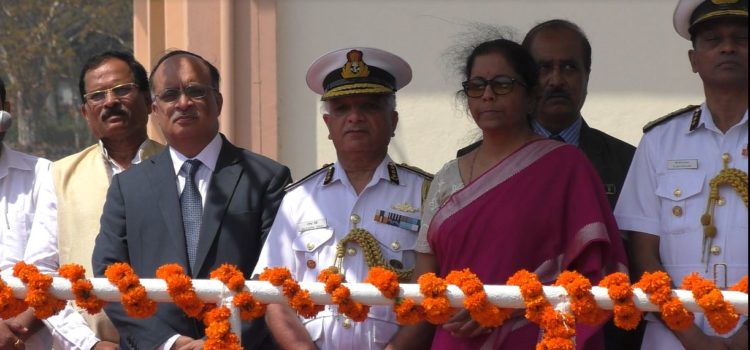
[366,267,400,299]
[681,273,739,334]
[394,298,424,325]
[729,276,748,293]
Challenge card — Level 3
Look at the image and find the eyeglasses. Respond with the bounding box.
[155,84,217,103]
[83,83,139,104]
[461,75,527,98]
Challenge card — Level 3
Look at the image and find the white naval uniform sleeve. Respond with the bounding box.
[253,195,298,277]
[24,172,103,350]
[614,132,662,236]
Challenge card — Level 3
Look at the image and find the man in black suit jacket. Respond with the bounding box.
[92,50,291,349]
[457,20,635,210]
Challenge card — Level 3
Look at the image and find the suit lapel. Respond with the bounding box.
[193,138,243,276]
[149,149,190,266]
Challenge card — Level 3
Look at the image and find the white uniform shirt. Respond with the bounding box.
[614,104,748,349]
[0,144,52,349]
[23,140,163,350]
[253,156,429,350]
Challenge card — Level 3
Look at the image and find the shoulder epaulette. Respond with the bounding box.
[395,163,434,180]
[284,163,333,192]
[395,163,434,206]
[643,105,699,133]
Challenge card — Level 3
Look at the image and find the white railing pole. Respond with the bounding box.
[5,276,748,318]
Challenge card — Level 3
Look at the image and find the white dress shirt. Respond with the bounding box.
[0,143,52,349]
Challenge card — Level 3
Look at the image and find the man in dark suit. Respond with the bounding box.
[92,50,291,350]
[457,19,634,210]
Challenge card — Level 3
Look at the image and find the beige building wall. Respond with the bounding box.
[135,0,705,180]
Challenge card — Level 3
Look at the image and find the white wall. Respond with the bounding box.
[277,0,704,179]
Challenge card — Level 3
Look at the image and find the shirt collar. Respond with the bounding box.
[170,133,222,175]
[531,116,582,146]
[0,144,34,179]
[690,103,749,134]
[327,155,394,188]
[99,139,152,172]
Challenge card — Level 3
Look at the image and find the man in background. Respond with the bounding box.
[24,51,163,350]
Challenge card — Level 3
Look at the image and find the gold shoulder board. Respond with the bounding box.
[284,163,333,192]
[643,105,699,133]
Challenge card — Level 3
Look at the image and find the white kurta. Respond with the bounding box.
[253,156,430,350]
[0,144,52,349]
[614,104,748,349]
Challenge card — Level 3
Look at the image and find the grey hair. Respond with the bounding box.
[320,94,397,115]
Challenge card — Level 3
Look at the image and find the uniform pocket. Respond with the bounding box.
[655,171,705,235]
[371,223,417,273]
[292,228,334,281]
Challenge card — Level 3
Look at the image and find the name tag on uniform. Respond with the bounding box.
[374,210,420,232]
[298,219,327,232]
[667,159,698,169]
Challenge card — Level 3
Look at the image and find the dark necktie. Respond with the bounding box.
[180,159,203,268]
[550,134,565,142]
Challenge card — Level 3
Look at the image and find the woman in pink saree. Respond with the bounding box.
[389,39,628,350]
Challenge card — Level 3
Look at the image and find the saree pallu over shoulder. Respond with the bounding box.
[426,139,628,350]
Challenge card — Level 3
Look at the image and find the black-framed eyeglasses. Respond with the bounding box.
[155,84,217,103]
[83,82,139,104]
[461,75,527,98]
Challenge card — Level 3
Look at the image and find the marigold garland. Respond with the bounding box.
[418,273,456,324]
[318,267,370,321]
[445,269,512,328]
[210,264,266,321]
[682,272,740,334]
[0,271,28,319]
[203,305,242,350]
[729,276,748,293]
[1,261,748,350]
[259,267,322,318]
[13,262,66,319]
[598,272,642,330]
[366,267,400,299]
[507,270,576,350]
[155,264,205,318]
[58,263,106,314]
[634,271,693,331]
[555,271,608,326]
[365,267,426,324]
[104,262,157,318]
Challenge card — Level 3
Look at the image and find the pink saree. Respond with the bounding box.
[428,139,628,350]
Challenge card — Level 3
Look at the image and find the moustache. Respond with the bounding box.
[543,89,570,101]
[170,112,198,121]
[101,107,128,120]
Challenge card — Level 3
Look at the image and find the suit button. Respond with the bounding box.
[342,318,352,329]
[672,206,683,217]
[347,248,357,256]
[710,246,721,256]
[722,153,731,162]
[350,214,361,225]
[717,197,726,206]
[306,242,315,251]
